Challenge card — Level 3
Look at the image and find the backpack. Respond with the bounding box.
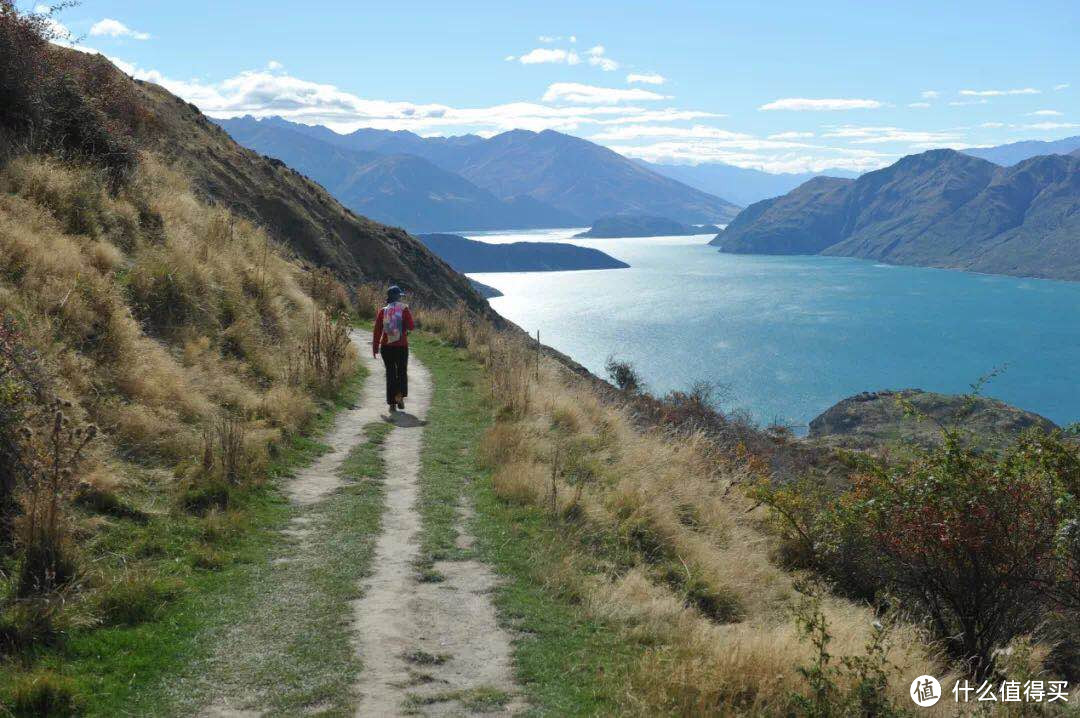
[383,302,406,343]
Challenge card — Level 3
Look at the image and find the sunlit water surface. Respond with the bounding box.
[466,228,1080,432]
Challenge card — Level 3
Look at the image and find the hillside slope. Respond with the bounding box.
[124,78,490,314]
[217,117,580,232]
[713,149,1080,280]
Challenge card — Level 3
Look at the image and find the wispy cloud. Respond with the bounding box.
[89,18,151,40]
[768,131,814,140]
[980,122,1005,128]
[821,125,964,145]
[510,48,581,65]
[948,99,989,106]
[626,72,666,85]
[759,97,883,111]
[921,90,940,99]
[1029,109,1063,116]
[542,82,668,104]
[585,45,619,71]
[1019,121,1079,131]
[589,124,756,142]
[959,87,1040,96]
[908,102,931,108]
[1053,83,1070,91]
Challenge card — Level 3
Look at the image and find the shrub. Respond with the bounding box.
[15,398,97,596]
[302,310,353,394]
[605,355,641,393]
[787,597,905,717]
[759,430,1080,678]
[0,3,137,182]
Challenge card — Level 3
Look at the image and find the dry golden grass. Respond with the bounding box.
[0,152,356,500]
[428,322,1008,715]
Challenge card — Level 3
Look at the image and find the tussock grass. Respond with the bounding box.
[0,153,359,708]
[413,319,952,715]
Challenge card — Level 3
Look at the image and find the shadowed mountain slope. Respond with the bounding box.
[713,149,1080,280]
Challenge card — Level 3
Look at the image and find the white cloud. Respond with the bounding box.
[267,60,283,71]
[626,73,666,85]
[542,82,668,104]
[759,97,883,111]
[569,35,577,43]
[948,99,989,106]
[1020,121,1080,131]
[908,102,931,108]
[768,131,814,140]
[921,90,940,99]
[584,45,619,71]
[89,18,151,40]
[1029,109,1063,116]
[609,139,891,173]
[515,47,580,65]
[821,125,964,145]
[596,109,723,124]
[1054,83,1070,91]
[538,35,557,43]
[959,87,1040,96]
[589,124,756,142]
[979,122,1005,128]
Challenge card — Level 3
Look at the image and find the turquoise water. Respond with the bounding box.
[467,228,1080,432]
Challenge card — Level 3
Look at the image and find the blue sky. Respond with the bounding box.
[32,0,1079,173]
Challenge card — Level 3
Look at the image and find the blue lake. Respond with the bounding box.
[467,228,1080,432]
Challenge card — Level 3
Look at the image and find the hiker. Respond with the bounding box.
[372,285,415,411]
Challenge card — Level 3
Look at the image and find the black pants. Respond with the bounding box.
[381,346,408,406]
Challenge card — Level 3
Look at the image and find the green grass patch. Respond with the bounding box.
[411,333,641,716]
[0,367,370,717]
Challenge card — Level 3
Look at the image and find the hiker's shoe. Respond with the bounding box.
[388,403,397,412]
[397,399,405,410]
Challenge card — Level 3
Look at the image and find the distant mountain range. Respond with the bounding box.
[417,233,629,272]
[574,215,718,238]
[217,117,739,232]
[640,135,1080,207]
[963,135,1080,166]
[713,148,1080,281]
[639,160,859,206]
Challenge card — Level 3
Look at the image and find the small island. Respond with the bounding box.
[418,233,629,272]
[574,214,720,238]
[806,389,1058,452]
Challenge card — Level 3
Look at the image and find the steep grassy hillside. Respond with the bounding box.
[126,80,491,315]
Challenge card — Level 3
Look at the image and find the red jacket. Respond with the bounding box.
[373,303,414,351]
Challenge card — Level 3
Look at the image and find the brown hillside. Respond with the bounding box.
[67,50,492,316]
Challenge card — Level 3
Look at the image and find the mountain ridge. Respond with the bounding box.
[216,116,581,232]
[219,117,740,227]
[713,148,1080,280]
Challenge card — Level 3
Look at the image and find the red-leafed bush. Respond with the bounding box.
[755,429,1080,678]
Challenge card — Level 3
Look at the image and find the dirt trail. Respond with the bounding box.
[286,334,387,507]
[198,333,521,716]
[351,356,524,717]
